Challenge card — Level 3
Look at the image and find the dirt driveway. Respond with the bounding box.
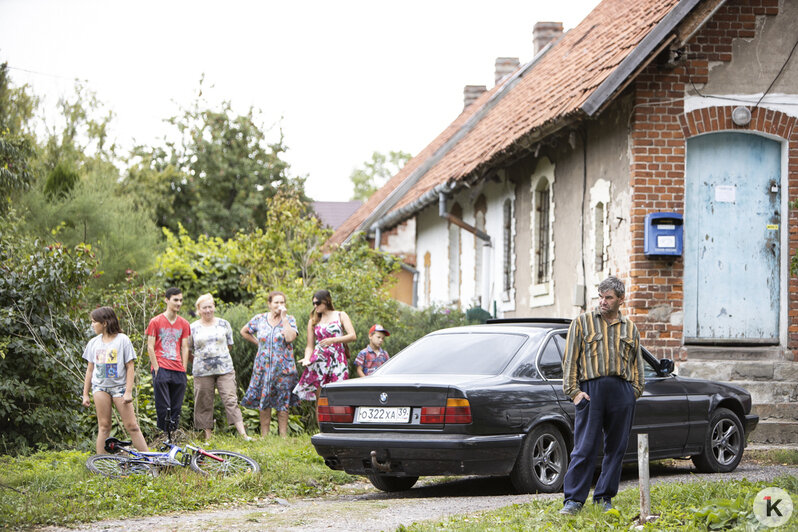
[42,457,798,531]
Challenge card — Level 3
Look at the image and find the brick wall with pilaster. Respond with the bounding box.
[628,0,796,360]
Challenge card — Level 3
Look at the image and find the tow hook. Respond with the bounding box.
[370,450,391,472]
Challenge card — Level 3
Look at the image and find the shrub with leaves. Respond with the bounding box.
[156,225,248,305]
[0,219,97,452]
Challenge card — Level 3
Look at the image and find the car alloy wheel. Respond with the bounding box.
[510,423,567,493]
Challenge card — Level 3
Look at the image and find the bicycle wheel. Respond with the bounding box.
[189,450,260,476]
[86,454,158,478]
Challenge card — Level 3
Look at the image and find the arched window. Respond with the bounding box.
[474,195,487,305]
[448,203,462,304]
[594,202,605,272]
[424,251,431,307]
[502,199,513,294]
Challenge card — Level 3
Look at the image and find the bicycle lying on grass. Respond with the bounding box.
[85,422,260,478]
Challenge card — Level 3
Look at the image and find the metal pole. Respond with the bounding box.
[638,433,650,520]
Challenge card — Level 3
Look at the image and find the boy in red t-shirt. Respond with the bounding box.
[146,287,191,433]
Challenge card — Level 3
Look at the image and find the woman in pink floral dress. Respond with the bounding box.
[293,289,356,404]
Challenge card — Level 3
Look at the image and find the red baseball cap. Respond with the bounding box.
[369,324,390,336]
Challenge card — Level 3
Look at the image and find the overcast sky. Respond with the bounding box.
[0,0,601,201]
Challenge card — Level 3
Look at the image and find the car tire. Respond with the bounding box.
[691,407,744,473]
[510,423,568,494]
[367,474,419,492]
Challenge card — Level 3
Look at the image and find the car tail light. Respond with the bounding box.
[444,398,472,423]
[420,398,472,424]
[317,397,354,423]
[420,406,445,424]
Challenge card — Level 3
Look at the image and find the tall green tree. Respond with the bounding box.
[18,169,162,286]
[0,62,37,213]
[123,90,294,239]
[349,150,412,201]
[14,82,161,287]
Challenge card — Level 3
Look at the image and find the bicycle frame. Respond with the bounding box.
[106,438,225,468]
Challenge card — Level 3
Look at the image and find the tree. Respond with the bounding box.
[0,62,37,213]
[238,185,401,343]
[12,80,161,288]
[122,87,295,239]
[350,150,412,201]
[18,169,162,287]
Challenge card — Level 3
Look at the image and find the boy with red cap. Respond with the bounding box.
[355,324,390,377]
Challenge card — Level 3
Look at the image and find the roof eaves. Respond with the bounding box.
[346,39,561,244]
[581,0,703,116]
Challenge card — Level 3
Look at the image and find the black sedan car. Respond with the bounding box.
[311,319,759,493]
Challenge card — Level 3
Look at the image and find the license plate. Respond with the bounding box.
[355,406,411,423]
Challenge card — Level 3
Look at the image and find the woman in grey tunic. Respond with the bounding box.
[190,293,250,440]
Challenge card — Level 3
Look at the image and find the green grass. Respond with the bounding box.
[0,434,355,528]
[399,475,798,531]
[2,444,797,530]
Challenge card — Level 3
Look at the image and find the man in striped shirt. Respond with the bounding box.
[559,276,645,515]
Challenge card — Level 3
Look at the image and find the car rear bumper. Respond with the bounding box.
[311,432,524,476]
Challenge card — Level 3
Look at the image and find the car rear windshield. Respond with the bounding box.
[379,332,530,375]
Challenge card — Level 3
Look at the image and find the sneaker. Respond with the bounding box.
[559,501,583,515]
[241,435,253,442]
[594,499,613,512]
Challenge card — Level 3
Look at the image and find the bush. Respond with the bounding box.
[0,224,98,453]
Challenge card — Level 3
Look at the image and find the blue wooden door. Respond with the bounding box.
[684,132,780,343]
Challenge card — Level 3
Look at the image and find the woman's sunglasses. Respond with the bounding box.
[312,300,321,306]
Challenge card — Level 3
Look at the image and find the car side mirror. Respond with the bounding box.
[659,358,674,375]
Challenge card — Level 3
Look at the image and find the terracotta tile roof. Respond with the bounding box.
[329,0,681,246]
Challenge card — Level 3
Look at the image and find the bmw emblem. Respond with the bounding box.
[379,392,388,404]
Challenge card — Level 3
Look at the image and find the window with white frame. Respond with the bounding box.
[589,179,611,289]
[534,180,551,284]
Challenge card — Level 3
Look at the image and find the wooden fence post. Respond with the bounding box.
[638,433,650,520]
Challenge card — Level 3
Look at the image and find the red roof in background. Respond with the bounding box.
[329,0,682,246]
[312,201,363,230]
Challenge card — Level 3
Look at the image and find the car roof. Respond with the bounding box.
[486,317,572,327]
[428,319,570,336]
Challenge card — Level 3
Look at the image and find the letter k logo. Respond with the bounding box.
[754,488,792,527]
[764,496,782,517]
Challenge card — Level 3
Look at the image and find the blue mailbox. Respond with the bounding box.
[644,212,683,257]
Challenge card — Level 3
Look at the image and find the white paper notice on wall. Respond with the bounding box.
[657,235,676,248]
[715,185,736,203]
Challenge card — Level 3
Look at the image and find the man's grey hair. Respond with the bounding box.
[598,276,625,298]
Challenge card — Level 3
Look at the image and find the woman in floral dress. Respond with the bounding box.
[240,291,299,437]
[294,289,356,406]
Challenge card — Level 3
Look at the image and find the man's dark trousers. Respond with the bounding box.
[563,376,636,504]
[152,368,187,432]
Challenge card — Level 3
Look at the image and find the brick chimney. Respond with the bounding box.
[533,21,564,56]
[463,85,487,110]
[494,57,520,86]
